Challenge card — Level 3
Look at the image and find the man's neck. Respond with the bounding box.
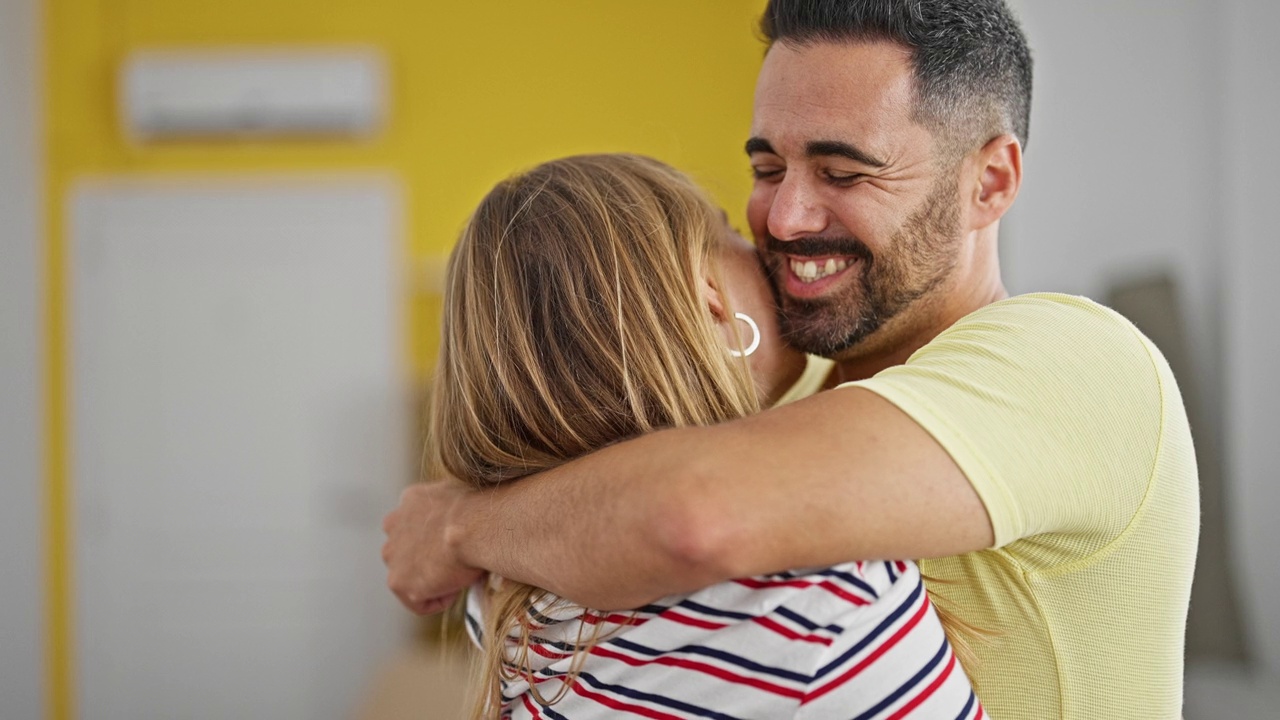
[833,280,1009,384]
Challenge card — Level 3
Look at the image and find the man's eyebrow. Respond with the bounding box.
[745,137,775,156]
[806,140,887,168]
[745,137,888,169]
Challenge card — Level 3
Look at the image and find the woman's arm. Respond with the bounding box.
[382,387,994,612]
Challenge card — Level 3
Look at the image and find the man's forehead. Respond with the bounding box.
[750,40,919,156]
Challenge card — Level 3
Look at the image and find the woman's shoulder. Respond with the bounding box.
[464,562,927,655]
[464,579,669,658]
[635,560,927,656]
[467,562,966,719]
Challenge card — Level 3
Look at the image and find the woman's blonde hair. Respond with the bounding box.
[429,154,760,718]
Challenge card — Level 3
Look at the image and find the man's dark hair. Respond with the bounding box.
[760,0,1033,154]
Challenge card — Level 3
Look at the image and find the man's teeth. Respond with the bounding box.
[790,257,850,283]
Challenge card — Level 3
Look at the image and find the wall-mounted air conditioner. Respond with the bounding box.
[120,49,387,140]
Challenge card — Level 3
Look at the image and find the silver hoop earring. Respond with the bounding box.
[729,312,761,358]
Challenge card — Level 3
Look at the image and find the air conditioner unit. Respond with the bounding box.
[120,49,387,140]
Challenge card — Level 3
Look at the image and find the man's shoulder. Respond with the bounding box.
[947,292,1137,343]
[914,292,1157,381]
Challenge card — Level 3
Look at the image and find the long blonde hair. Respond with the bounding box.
[429,154,761,718]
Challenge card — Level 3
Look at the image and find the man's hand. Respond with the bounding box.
[381,480,484,615]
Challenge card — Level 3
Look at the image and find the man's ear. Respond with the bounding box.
[967,134,1023,231]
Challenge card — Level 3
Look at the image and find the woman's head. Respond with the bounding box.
[434,154,810,719]
[432,154,773,487]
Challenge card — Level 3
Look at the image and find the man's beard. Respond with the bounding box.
[761,177,963,358]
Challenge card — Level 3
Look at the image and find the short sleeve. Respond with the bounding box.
[843,294,1164,551]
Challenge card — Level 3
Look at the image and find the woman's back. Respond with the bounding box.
[466,561,979,719]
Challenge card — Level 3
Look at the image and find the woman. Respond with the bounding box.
[428,154,983,719]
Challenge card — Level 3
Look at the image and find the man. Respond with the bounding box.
[382,1,1199,718]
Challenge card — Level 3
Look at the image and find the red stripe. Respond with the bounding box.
[752,616,833,646]
[976,705,985,719]
[660,610,729,630]
[734,577,815,590]
[732,577,871,606]
[570,681,688,720]
[591,646,804,700]
[528,643,574,660]
[803,594,933,703]
[520,693,543,719]
[817,580,872,606]
[582,611,649,627]
[884,651,958,720]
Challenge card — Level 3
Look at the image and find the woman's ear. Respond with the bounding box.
[703,274,729,323]
[705,275,746,360]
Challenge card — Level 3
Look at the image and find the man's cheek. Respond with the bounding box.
[746,190,774,249]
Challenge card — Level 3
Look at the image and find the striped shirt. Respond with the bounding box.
[465,560,983,719]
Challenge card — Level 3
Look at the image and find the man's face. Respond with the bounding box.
[747,40,964,359]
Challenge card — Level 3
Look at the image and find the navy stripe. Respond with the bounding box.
[465,610,484,643]
[609,637,811,684]
[850,639,950,720]
[528,604,637,627]
[775,606,843,634]
[676,599,754,621]
[816,579,923,678]
[953,689,977,720]
[523,635,581,653]
[524,662,569,681]
[539,701,571,720]
[816,568,879,598]
[528,603,660,626]
[884,561,898,582]
[577,671,749,720]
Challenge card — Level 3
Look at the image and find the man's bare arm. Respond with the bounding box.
[384,387,993,612]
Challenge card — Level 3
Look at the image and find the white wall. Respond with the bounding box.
[0,0,45,717]
[1006,0,1280,716]
[1005,0,1224,410]
[1223,0,1280,679]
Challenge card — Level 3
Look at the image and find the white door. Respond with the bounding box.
[70,178,411,719]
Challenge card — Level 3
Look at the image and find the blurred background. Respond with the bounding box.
[1,0,1276,718]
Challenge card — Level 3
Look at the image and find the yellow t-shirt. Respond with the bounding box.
[838,293,1199,719]
[773,353,836,407]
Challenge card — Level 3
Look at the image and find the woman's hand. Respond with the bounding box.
[381,479,484,615]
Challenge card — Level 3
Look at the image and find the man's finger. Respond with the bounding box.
[417,592,459,616]
[392,588,457,616]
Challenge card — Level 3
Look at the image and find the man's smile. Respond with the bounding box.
[779,253,860,298]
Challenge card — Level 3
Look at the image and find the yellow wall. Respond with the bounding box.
[44,0,767,717]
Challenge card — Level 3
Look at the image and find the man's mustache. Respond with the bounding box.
[763,234,874,263]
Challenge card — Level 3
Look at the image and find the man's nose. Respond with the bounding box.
[767,175,828,241]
